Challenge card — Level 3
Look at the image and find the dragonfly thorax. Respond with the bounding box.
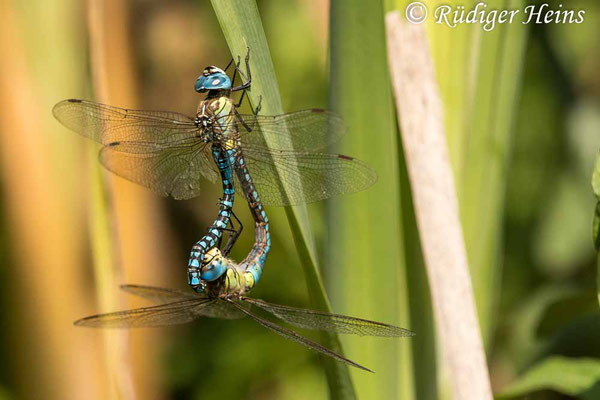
[195,97,237,147]
[194,115,215,142]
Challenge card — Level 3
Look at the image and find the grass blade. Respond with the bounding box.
[86,1,138,398]
[209,1,357,398]
[455,0,529,344]
[328,1,413,399]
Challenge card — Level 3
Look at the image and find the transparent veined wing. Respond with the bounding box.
[120,284,197,302]
[237,146,377,206]
[99,141,216,200]
[232,109,346,152]
[53,99,218,198]
[243,298,415,337]
[52,99,199,145]
[119,285,245,320]
[74,298,215,328]
[227,299,372,372]
[223,110,375,206]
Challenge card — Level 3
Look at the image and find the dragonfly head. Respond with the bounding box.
[200,247,227,282]
[195,66,231,93]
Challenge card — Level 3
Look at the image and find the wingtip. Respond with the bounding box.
[362,365,375,374]
[397,327,416,337]
[119,284,143,293]
[51,101,62,117]
[346,358,375,373]
[371,170,379,184]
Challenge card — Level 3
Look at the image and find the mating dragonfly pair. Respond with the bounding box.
[54,49,413,372]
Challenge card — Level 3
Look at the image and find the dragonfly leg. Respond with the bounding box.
[234,108,253,132]
[252,95,262,116]
[223,57,234,73]
[231,47,251,92]
[230,56,241,88]
[233,87,247,108]
[234,95,262,132]
[221,209,243,256]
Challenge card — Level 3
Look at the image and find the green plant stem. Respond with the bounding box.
[328,1,413,399]
[209,1,356,398]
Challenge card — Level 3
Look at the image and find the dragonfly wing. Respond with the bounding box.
[99,141,216,200]
[114,286,243,319]
[227,299,372,372]
[74,298,215,328]
[199,299,246,319]
[235,110,346,152]
[120,284,198,302]
[53,99,219,197]
[238,148,377,206]
[243,298,415,337]
[52,99,199,145]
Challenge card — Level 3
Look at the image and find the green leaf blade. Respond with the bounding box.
[329,1,413,399]
[209,1,356,398]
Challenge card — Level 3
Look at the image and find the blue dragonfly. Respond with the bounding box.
[53,49,376,292]
[75,248,414,372]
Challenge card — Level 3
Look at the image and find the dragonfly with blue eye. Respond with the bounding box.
[52,49,377,293]
[75,247,414,372]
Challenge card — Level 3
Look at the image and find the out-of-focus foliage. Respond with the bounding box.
[0,0,599,399]
[328,0,411,399]
[593,153,600,250]
[493,0,600,397]
[499,356,600,399]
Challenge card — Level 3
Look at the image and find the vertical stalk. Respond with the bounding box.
[328,1,413,399]
[457,0,529,343]
[86,1,135,398]
[88,1,175,396]
[209,0,356,398]
[86,1,177,398]
[386,12,492,400]
[424,0,529,345]
[0,1,104,398]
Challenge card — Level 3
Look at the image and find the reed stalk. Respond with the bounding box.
[327,1,413,399]
[210,0,357,398]
[0,0,102,398]
[386,12,493,400]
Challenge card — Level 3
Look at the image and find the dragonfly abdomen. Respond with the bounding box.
[235,155,270,292]
[187,145,236,289]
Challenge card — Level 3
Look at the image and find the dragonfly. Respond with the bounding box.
[75,250,414,372]
[53,49,376,292]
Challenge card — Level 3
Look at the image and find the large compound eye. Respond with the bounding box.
[195,76,207,92]
[212,78,221,85]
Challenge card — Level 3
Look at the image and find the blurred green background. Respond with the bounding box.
[0,0,599,399]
